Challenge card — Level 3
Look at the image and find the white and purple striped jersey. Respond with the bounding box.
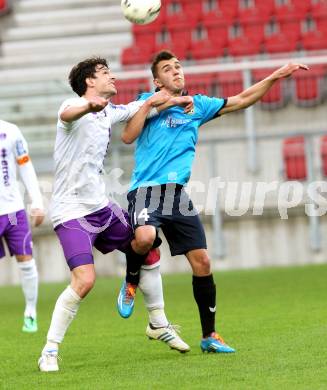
[51,97,146,226]
[0,119,42,215]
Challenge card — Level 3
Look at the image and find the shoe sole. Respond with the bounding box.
[22,328,38,333]
[201,347,235,353]
[147,336,190,353]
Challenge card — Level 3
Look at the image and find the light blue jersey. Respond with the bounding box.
[130,93,226,191]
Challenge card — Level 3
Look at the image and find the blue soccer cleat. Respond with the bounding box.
[200,332,235,353]
[117,281,137,318]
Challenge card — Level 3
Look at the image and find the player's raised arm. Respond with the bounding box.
[219,63,309,116]
[60,96,109,123]
[121,93,193,144]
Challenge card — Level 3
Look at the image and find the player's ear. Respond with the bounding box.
[85,77,95,88]
[153,78,163,89]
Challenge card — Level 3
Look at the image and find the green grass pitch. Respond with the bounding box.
[0,264,326,390]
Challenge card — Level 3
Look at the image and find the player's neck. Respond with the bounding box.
[161,87,182,97]
[84,91,112,100]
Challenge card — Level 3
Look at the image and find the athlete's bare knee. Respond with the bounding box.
[198,256,211,274]
[74,276,95,297]
[72,266,96,298]
[134,227,156,253]
[187,250,211,276]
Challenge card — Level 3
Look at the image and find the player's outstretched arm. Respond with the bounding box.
[219,63,309,116]
[60,96,109,122]
[121,93,193,144]
[121,101,159,144]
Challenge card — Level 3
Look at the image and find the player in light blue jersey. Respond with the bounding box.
[129,92,226,191]
[118,50,308,353]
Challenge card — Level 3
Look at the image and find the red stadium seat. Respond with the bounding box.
[292,0,311,13]
[320,136,327,176]
[121,46,152,66]
[121,17,164,66]
[252,69,285,109]
[112,78,150,105]
[154,41,190,60]
[264,32,299,54]
[242,20,265,42]
[215,71,243,98]
[190,39,225,60]
[185,73,216,96]
[228,35,262,57]
[154,20,193,60]
[132,23,161,51]
[202,20,228,48]
[202,0,238,24]
[274,6,304,43]
[277,0,311,18]
[168,24,192,48]
[316,17,327,36]
[283,136,307,181]
[164,0,201,28]
[180,0,204,23]
[311,0,327,20]
[302,29,327,51]
[238,1,273,25]
[229,17,265,57]
[293,65,326,106]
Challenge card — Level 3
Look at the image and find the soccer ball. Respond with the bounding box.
[121,0,161,25]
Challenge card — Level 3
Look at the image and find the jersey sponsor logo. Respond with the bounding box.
[162,115,191,128]
[0,133,6,140]
[1,148,9,186]
[15,139,27,157]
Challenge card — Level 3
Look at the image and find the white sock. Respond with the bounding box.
[43,341,58,354]
[139,266,169,328]
[17,258,38,319]
[45,285,81,348]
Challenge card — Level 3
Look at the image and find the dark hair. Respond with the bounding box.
[151,50,177,78]
[68,57,108,96]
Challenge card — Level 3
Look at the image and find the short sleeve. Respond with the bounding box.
[110,100,144,123]
[57,97,86,126]
[195,95,227,126]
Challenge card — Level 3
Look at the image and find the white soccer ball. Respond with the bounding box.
[121,0,161,25]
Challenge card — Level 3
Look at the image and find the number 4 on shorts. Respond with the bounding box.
[134,208,149,224]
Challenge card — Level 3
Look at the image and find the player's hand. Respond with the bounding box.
[87,96,109,112]
[30,208,45,227]
[147,90,171,107]
[169,96,194,113]
[272,63,309,80]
